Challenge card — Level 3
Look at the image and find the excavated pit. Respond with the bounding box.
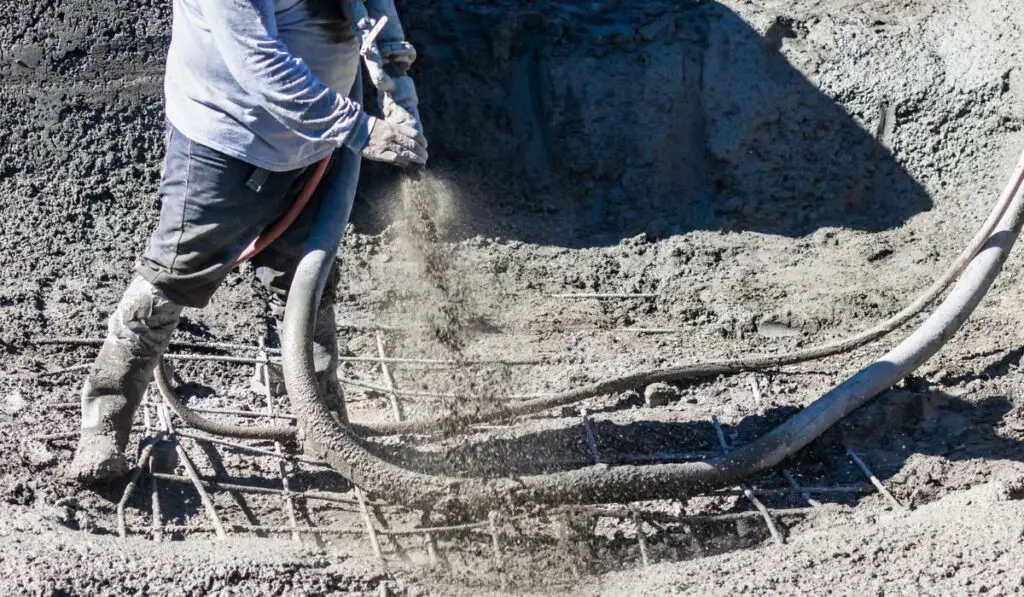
[5,0,1024,595]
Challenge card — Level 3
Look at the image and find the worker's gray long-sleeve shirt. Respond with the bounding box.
[165,0,371,172]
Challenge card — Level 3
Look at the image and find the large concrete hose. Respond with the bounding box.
[283,149,1024,513]
[160,153,1024,441]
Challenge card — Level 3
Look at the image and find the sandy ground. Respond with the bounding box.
[4,0,1024,594]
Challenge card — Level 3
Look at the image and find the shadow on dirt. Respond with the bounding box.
[352,1,931,248]
[830,384,1024,506]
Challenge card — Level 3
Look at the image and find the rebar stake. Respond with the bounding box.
[784,470,822,508]
[157,404,227,538]
[260,341,301,544]
[118,399,162,539]
[632,509,650,568]
[712,416,785,545]
[375,331,405,421]
[376,334,445,568]
[368,507,415,566]
[845,445,905,510]
[116,438,159,538]
[420,512,441,568]
[488,511,506,590]
[357,487,384,560]
[144,405,163,543]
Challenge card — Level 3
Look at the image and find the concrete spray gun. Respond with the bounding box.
[351,0,423,138]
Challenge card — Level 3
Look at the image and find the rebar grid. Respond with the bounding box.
[32,331,904,570]
[712,415,785,545]
[259,339,301,542]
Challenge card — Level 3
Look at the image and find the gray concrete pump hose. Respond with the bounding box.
[156,151,1024,441]
[281,150,1024,514]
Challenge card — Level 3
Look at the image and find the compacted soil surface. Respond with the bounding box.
[4,0,1024,595]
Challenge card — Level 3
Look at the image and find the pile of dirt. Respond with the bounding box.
[585,476,1024,596]
[0,503,400,595]
[4,0,1024,594]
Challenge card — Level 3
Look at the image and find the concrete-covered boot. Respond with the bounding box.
[257,296,347,421]
[67,277,182,484]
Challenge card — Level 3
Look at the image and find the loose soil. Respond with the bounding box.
[4,0,1024,595]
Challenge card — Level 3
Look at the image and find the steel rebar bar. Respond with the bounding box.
[30,336,545,366]
[160,524,364,536]
[157,405,227,538]
[116,437,161,538]
[356,487,384,559]
[175,430,326,466]
[784,470,822,508]
[261,342,301,543]
[632,509,650,568]
[149,472,377,507]
[145,405,163,543]
[712,416,785,545]
[845,446,905,510]
[375,332,404,421]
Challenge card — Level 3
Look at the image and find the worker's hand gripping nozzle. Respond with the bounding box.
[352,0,423,136]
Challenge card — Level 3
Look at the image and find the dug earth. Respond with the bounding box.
[3,0,1024,595]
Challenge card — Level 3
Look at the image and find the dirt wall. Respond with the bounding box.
[0,0,940,270]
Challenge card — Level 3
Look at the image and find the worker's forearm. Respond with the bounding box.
[202,0,372,151]
[365,0,417,74]
[361,0,421,134]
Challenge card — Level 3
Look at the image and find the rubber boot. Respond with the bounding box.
[67,277,183,484]
[255,296,347,422]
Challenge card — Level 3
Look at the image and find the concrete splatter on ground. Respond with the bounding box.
[4,0,1024,594]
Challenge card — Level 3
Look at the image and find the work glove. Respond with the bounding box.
[381,74,424,137]
[360,117,428,167]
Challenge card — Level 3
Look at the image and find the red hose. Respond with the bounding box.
[234,155,332,265]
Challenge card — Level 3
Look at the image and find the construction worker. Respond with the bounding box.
[67,0,427,483]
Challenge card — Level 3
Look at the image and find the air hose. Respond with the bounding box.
[235,156,332,266]
[281,148,1024,514]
